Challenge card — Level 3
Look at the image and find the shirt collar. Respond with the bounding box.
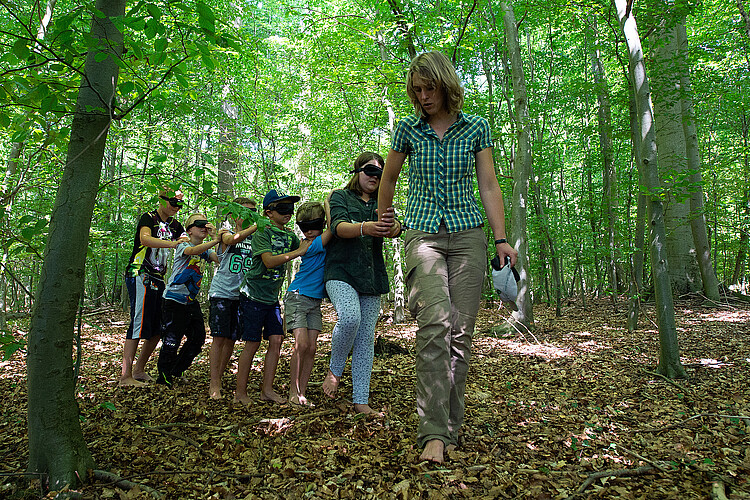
[418,111,467,133]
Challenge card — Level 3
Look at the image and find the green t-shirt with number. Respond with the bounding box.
[240,225,299,304]
[208,232,254,300]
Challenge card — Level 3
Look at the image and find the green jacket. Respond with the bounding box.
[324,189,389,296]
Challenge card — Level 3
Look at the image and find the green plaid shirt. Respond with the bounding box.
[391,112,493,233]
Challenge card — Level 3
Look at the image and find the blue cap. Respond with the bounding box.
[263,189,301,209]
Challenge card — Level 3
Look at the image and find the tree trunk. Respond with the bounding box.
[27,0,125,489]
[651,20,702,295]
[590,16,619,309]
[501,0,534,330]
[674,23,720,303]
[218,81,239,207]
[614,0,686,379]
[627,88,647,332]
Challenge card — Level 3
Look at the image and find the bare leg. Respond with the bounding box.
[260,335,286,403]
[219,340,236,374]
[289,328,315,406]
[420,439,445,463]
[119,338,145,387]
[132,335,160,382]
[209,337,227,399]
[297,329,319,406]
[234,341,260,405]
[322,369,340,398]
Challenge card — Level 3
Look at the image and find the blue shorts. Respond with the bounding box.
[209,297,240,340]
[239,296,284,342]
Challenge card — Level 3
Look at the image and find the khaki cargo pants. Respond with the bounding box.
[404,226,487,448]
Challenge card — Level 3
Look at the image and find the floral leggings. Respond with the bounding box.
[325,280,381,405]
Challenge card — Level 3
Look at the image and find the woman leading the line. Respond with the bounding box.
[378,51,518,463]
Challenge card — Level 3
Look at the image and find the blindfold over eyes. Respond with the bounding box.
[352,165,383,178]
[186,219,208,230]
[297,218,326,232]
[160,195,184,208]
[268,203,295,215]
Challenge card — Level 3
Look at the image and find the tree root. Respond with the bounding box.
[643,369,690,393]
[566,465,655,499]
[93,470,163,498]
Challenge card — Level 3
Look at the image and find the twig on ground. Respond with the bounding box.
[566,465,655,499]
[93,470,163,499]
[636,413,750,433]
[141,426,204,453]
[615,445,669,472]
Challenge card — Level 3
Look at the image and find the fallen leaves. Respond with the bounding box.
[2,299,750,498]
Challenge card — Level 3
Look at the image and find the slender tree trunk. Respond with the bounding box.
[614,0,686,378]
[590,16,618,309]
[27,0,125,488]
[673,23,720,303]
[501,0,534,330]
[218,81,238,207]
[627,88,647,331]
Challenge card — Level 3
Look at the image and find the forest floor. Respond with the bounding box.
[2,297,750,499]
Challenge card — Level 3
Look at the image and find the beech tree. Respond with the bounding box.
[27,0,125,488]
[614,0,687,378]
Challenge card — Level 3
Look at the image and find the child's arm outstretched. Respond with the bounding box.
[221,223,257,248]
[260,239,312,269]
[184,224,226,256]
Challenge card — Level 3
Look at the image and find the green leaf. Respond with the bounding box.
[153,154,167,163]
[119,81,135,94]
[196,1,216,33]
[19,215,35,225]
[13,39,30,60]
[99,401,117,411]
[144,18,157,39]
[94,51,109,63]
[201,54,215,71]
[40,95,58,113]
[200,152,214,165]
[129,39,143,60]
[175,74,189,88]
[21,227,37,240]
[202,179,214,194]
[154,38,168,53]
[146,3,162,19]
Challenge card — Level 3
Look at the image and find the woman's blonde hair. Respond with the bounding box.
[345,152,385,195]
[406,51,464,118]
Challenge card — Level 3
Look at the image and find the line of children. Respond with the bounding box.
[123,188,337,409]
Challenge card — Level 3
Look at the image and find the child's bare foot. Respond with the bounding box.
[260,390,287,404]
[420,439,445,463]
[133,372,153,382]
[290,393,314,407]
[322,370,340,398]
[353,404,383,416]
[118,377,146,387]
[209,385,222,400]
[233,393,253,405]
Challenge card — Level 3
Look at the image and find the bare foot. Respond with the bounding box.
[290,394,314,407]
[354,404,383,416]
[420,439,444,463]
[233,393,253,405]
[118,377,146,387]
[133,372,153,382]
[209,385,222,400]
[260,390,287,404]
[322,370,340,398]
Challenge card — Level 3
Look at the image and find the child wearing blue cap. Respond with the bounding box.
[234,189,309,405]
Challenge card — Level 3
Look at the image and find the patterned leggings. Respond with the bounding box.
[325,280,381,405]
